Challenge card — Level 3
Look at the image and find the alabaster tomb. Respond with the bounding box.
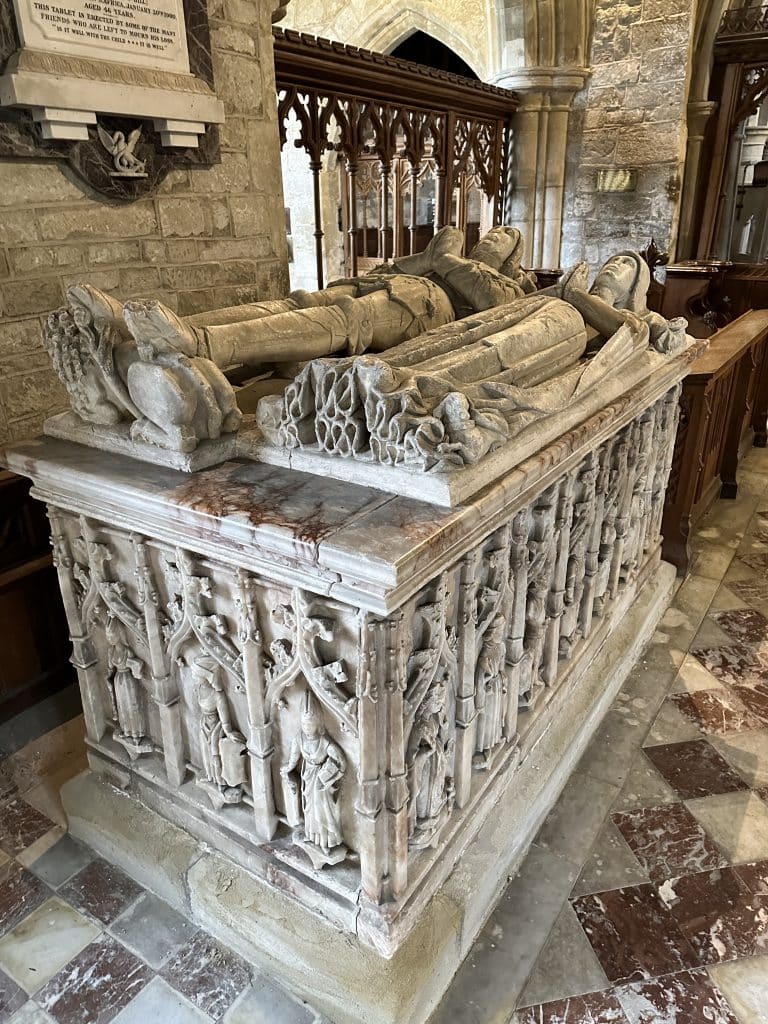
[3,227,700,1024]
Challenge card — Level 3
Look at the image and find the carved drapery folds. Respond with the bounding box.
[47,384,680,931]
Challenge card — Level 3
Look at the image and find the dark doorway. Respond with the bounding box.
[389,31,479,80]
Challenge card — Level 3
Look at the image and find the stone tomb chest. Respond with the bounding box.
[3,233,697,1024]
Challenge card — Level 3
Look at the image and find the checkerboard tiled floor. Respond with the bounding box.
[433,447,768,1023]
[4,449,768,1024]
[0,727,319,1023]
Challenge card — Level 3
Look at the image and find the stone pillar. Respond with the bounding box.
[676,101,718,259]
[558,0,697,266]
[497,70,589,269]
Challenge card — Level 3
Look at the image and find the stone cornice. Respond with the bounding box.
[491,66,592,95]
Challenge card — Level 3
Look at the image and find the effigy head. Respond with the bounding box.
[590,251,650,314]
[469,226,523,271]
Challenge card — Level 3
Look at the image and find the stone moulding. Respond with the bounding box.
[3,351,686,963]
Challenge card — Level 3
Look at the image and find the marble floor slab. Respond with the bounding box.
[0,800,57,858]
[655,865,764,964]
[572,821,651,897]
[668,689,762,736]
[686,791,768,864]
[710,730,768,787]
[615,969,740,1024]
[28,836,94,889]
[59,858,143,926]
[726,577,768,606]
[689,642,768,688]
[223,977,317,1024]
[570,883,700,984]
[111,977,210,1024]
[0,967,28,1019]
[642,740,750,800]
[7,1002,58,1023]
[708,954,768,1023]
[611,802,726,882]
[514,991,628,1023]
[0,897,100,993]
[610,755,679,813]
[516,904,610,1008]
[158,932,252,1021]
[36,934,151,1024]
[110,893,198,970]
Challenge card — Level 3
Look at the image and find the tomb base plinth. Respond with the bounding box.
[61,558,674,1024]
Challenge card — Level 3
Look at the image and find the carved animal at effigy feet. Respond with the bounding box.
[40,226,691,491]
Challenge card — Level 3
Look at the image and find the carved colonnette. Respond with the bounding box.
[38,382,680,955]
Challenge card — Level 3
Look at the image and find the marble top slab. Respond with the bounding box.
[2,346,699,614]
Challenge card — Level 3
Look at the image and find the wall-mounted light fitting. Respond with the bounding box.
[596,168,638,192]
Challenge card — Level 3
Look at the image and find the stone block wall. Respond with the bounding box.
[560,0,696,268]
[0,0,289,444]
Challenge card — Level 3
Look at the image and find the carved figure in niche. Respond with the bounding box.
[105,615,152,757]
[407,675,455,849]
[521,503,555,706]
[560,460,598,658]
[193,655,247,807]
[280,691,347,869]
[473,613,507,766]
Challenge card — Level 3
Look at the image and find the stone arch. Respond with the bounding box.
[357,5,495,82]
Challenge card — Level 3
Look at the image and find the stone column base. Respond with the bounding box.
[61,561,676,1024]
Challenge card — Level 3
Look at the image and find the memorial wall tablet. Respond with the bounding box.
[12,0,192,74]
[0,0,224,196]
